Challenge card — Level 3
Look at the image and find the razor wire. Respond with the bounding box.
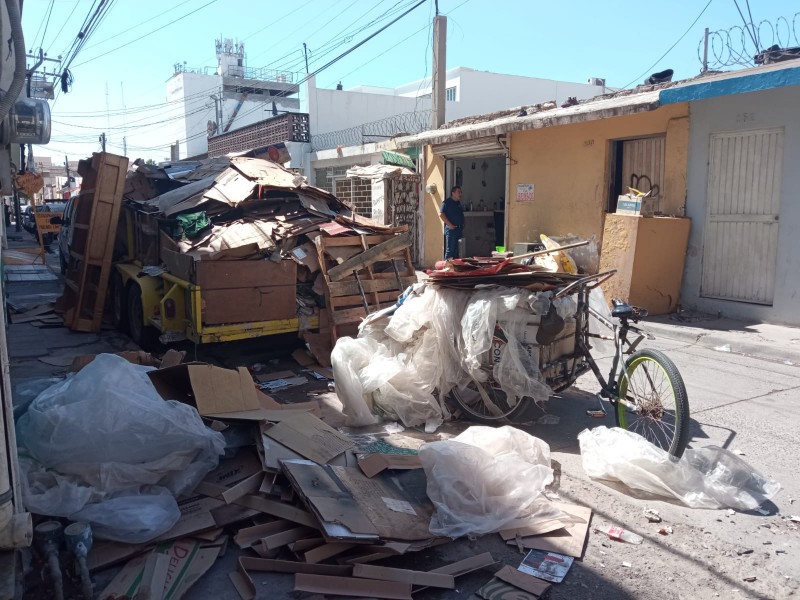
[311,110,432,151]
[699,13,800,69]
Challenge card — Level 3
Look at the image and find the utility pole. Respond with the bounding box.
[431,1,447,129]
[121,81,128,156]
[303,42,309,74]
[64,156,71,199]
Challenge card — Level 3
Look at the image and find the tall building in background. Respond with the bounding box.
[167,38,301,159]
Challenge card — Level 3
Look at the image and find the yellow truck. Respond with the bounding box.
[108,203,319,346]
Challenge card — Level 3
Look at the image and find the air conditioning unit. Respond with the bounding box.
[0,98,51,145]
[588,77,606,87]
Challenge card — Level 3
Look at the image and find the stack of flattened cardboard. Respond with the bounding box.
[83,350,589,600]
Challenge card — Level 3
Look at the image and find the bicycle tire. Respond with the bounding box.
[615,349,690,457]
[449,378,532,424]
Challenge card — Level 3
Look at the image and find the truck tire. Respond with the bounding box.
[126,282,158,349]
[110,272,127,331]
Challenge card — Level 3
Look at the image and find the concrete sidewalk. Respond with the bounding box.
[644,311,800,365]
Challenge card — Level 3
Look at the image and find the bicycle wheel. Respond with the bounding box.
[449,376,531,424]
[616,349,690,457]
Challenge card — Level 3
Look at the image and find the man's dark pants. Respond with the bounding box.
[444,226,462,259]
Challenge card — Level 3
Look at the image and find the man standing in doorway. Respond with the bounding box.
[439,185,464,259]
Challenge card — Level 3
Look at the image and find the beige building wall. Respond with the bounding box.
[505,103,689,250]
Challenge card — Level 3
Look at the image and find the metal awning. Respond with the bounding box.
[432,136,506,158]
[381,150,416,169]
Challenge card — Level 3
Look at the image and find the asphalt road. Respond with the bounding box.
[7,251,797,599]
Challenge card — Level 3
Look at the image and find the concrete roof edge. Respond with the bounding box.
[394,92,662,148]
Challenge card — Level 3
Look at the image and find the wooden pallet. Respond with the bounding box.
[316,229,416,345]
[60,152,129,332]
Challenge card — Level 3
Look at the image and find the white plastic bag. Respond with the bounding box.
[578,427,780,510]
[16,354,226,542]
[419,426,562,537]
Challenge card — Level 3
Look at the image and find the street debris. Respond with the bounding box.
[736,548,754,556]
[743,576,758,582]
[518,549,574,583]
[596,525,643,544]
[17,350,600,599]
[644,508,662,523]
[658,526,673,535]
[622,561,633,568]
[579,426,781,510]
[727,509,737,516]
[714,344,732,352]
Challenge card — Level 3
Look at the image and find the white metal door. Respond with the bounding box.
[701,128,783,305]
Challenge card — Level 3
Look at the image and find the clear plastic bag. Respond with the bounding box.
[16,353,226,542]
[578,427,781,510]
[419,426,562,538]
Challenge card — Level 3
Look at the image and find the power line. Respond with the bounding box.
[37,0,57,51]
[620,0,714,89]
[733,0,760,51]
[80,0,197,51]
[44,0,82,57]
[29,0,54,50]
[72,0,221,68]
[229,0,427,128]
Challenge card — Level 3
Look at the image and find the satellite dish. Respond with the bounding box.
[207,120,217,136]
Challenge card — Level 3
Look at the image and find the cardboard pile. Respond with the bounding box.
[121,154,408,362]
[72,347,593,599]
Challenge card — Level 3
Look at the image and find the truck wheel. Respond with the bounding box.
[110,272,127,331]
[126,283,158,348]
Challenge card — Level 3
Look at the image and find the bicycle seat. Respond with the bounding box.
[611,300,648,320]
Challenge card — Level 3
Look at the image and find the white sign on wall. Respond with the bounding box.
[516,183,535,203]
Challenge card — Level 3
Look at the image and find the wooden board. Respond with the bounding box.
[61,152,129,332]
[316,228,415,345]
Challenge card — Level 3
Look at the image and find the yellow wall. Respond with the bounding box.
[422,145,445,266]
[506,104,689,250]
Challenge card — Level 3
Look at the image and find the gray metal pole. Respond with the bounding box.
[431,15,447,129]
[703,28,709,73]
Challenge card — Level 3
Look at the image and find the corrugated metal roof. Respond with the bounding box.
[394,90,661,148]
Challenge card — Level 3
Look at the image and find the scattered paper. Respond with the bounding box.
[518,550,573,583]
[714,344,732,353]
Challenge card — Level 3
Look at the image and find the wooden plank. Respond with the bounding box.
[327,231,412,282]
[321,235,396,248]
[330,291,400,309]
[352,564,454,589]
[327,276,416,298]
[331,307,369,326]
[294,574,412,600]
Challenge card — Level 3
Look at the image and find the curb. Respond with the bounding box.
[643,319,800,366]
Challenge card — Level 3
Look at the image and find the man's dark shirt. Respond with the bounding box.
[440,197,464,231]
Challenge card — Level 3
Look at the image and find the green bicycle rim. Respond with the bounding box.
[617,355,680,450]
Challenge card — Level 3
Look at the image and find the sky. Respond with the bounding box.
[20,0,800,165]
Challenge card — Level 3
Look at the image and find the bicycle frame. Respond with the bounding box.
[554,272,647,408]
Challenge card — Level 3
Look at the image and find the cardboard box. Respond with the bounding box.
[148,362,260,417]
[196,258,296,290]
[202,285,296,324]
[616,193,656,216]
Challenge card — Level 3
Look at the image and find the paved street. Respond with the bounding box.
[5,246,798,599]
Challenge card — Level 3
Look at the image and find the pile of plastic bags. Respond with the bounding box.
[579,426,781,510]
[16,354,226,543]
[419,426,563,538]
[332,283,585,430]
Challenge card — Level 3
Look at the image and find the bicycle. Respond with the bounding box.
[449,271,690,457]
